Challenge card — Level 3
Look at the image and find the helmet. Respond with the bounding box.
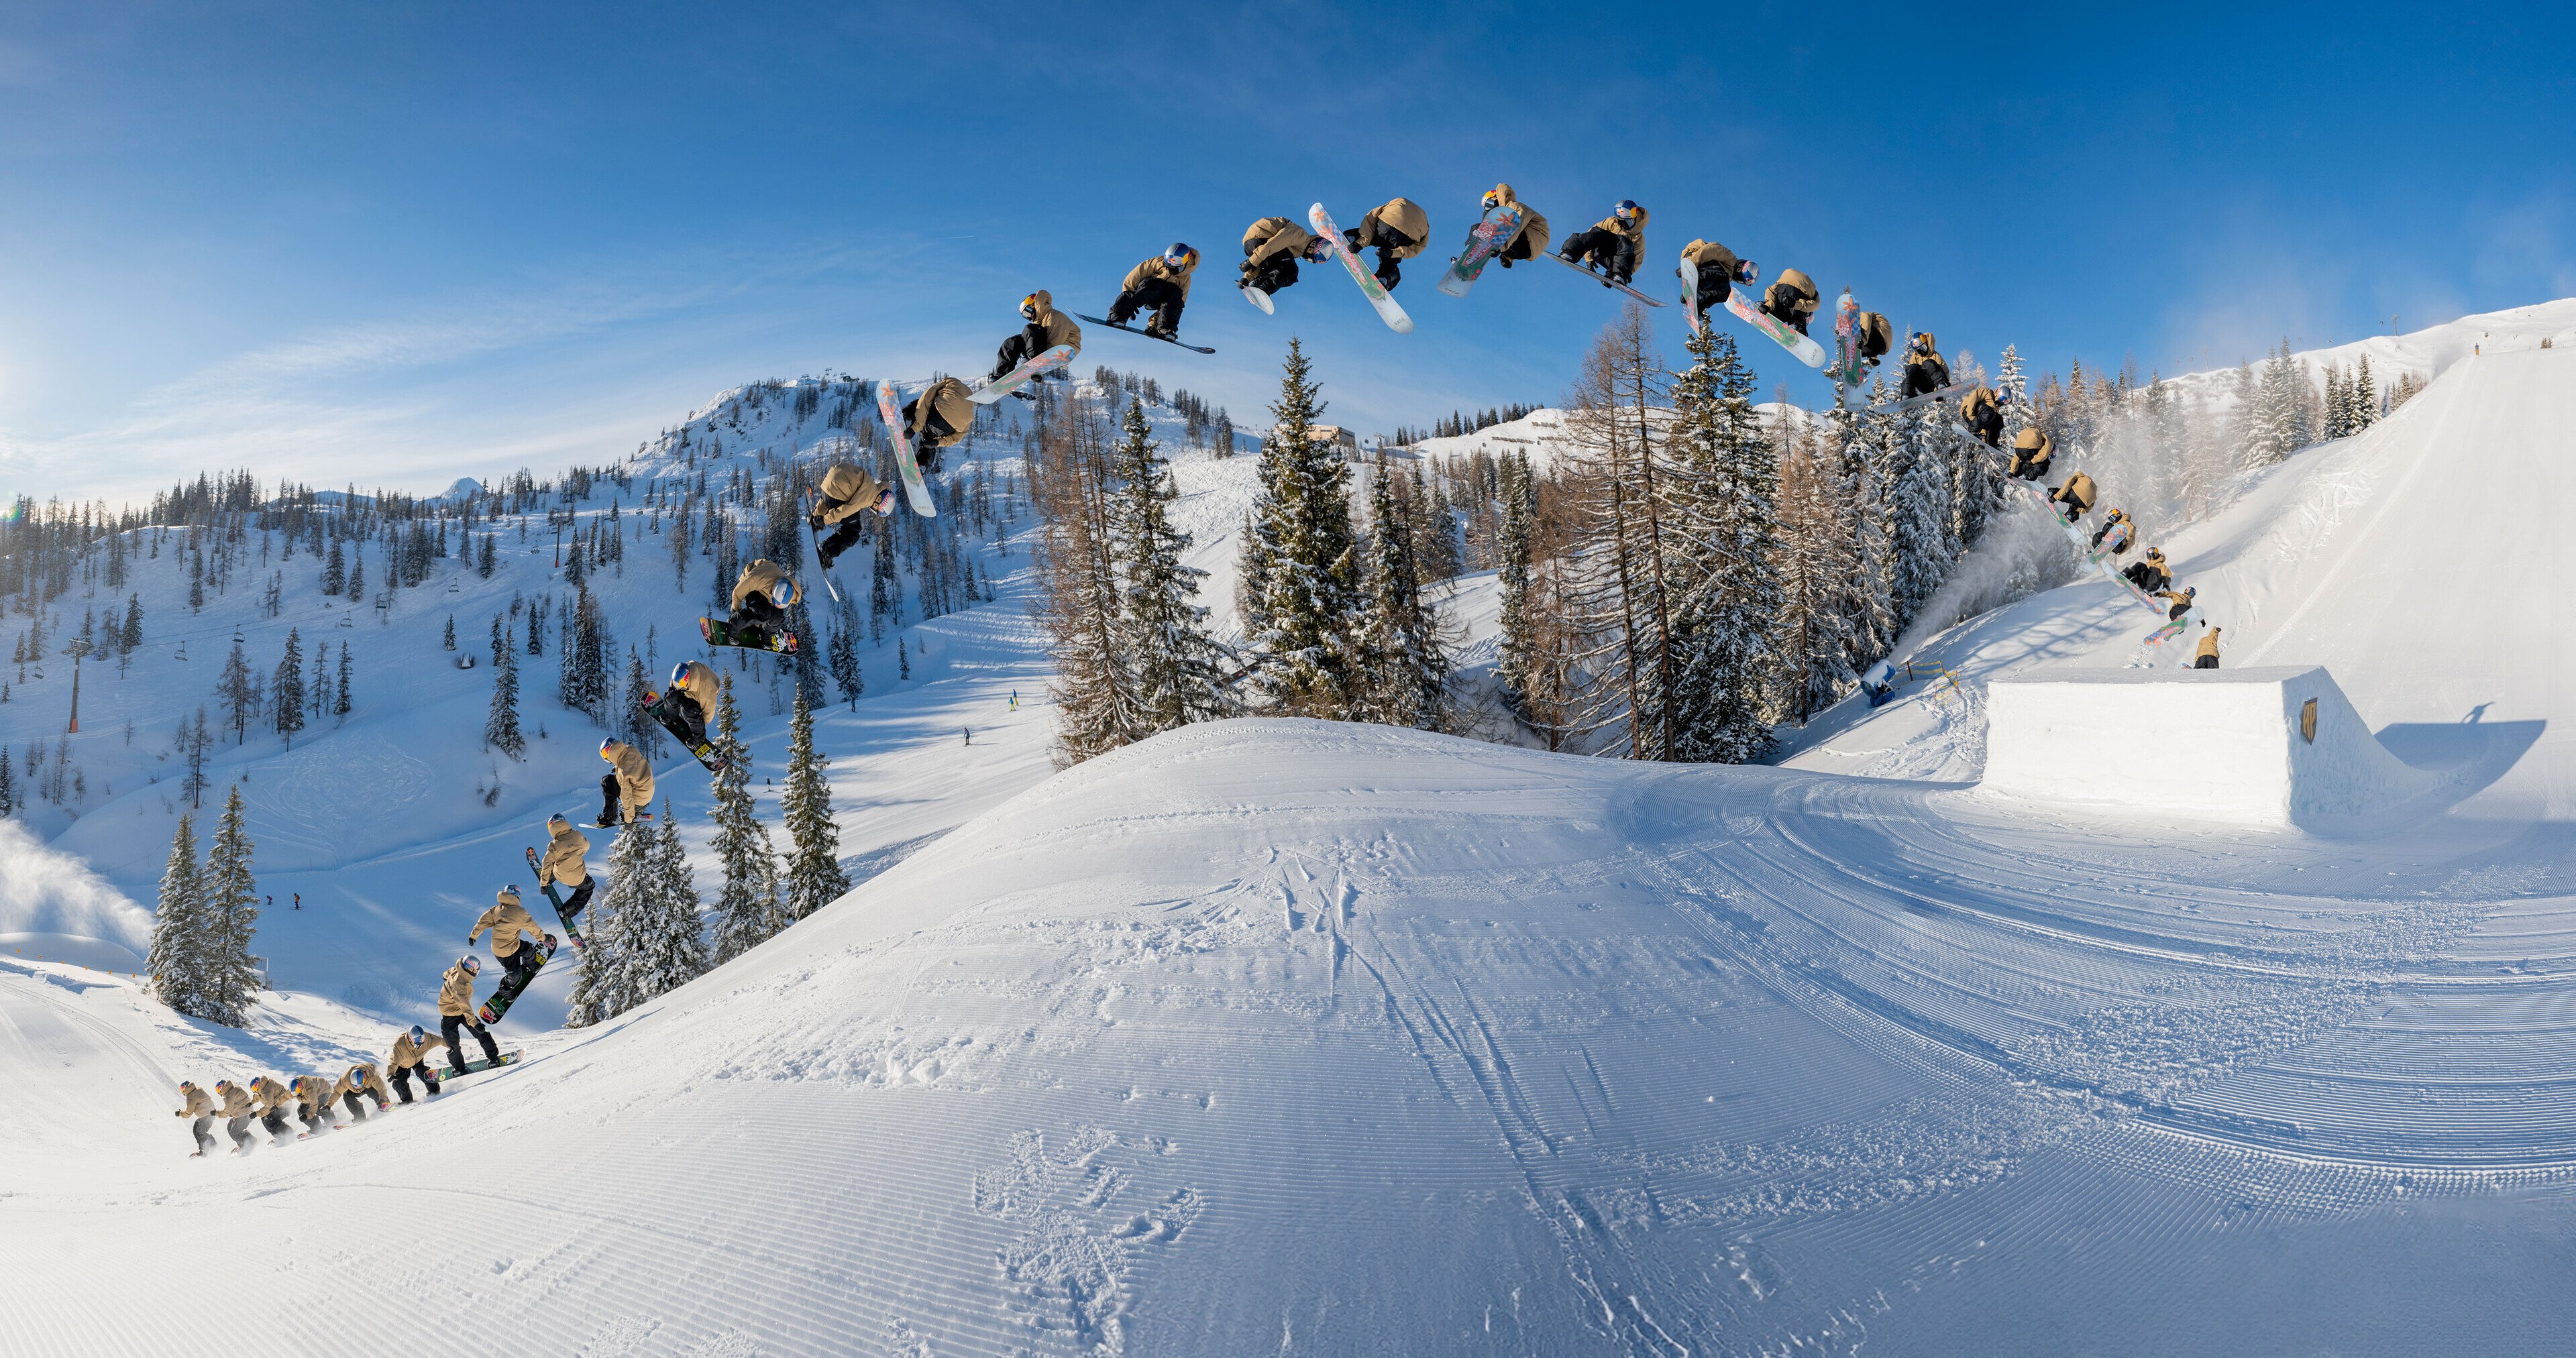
[1613,199,1640,221]
[410,1025,427,1043]
[769,577,798,608]
[461,954,481,974]
[180,1080,198,1090]
[1734,259,1760,284]
[670,661,693,688]
[1163,243,1197,270]
[547,811,568,829]
[1019,293,1042,321]
[1303,235,1333,262]
[350,1065,367,1082]
[1482,184,1511,211]
[599,737,618,760]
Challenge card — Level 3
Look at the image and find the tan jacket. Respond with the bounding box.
[1120,253,1197,301]
[1240,216,1316,272]
[1766,268,1820,321]
[215,1082,254,1119]
[730,558,789,612]
[1022,289,1080,351]
[250,1076,292,1114]
[2013,427,2053,456]
[1352,198,1429,258]
[604,741,654,820]
[472,891,549,958]
[1960,386,2000,422]
[292,1075,334,1112]
[2155,589,2194,610]
[1493,186,1548,258]
[908,378,977,451]
[1587,207,1648,244]
[390,1032,439,1072]
[538,822,592,889]
[1680,238,1741,278]
[340,1063,390,1104]
[2195,628,2222,662]
[814,464,885,524]
[2054,472,2098,510]
[1860,311,1894,358]
[176,1084,213,1118]
[438,963,478,1018]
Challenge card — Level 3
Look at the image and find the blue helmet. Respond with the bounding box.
[670,661,692,687]
[1613,199,1640,221]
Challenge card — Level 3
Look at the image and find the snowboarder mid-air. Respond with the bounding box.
[1341,196,1430,289]
[213,1079,258,1154]
[2194,625,2224,670]
[2123,547,2172,593]
[248,1074,295,1143]
[1482,184,1552,268]
[472,885,553,1008]
[1106,243,1199,340]
[437,955,504,1076]
[1678,238,1760,300]
[991,290,1083,384]
[809,463,896,569]
[535,811,595,929]
[1558,200,1648,285]
[2008,427,2055,479]
[174,1080,216,1156]
[2047,471,2098,521]
[1960,386,2004,447]
[2090,508,2135,555]
[654,661,722,753]
[897,378,978,476]
[1851,308,1896,369]
[1762,268,1822,335]
[388,1025,443,1104]
[1238,215,1330,299]
[719,558,803,652]
[598,737,655,828]
[1902,333,1953,400]
[2156,585,2198,621]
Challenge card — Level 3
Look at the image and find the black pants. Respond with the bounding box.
[260,1107,292,1139]
[2051,494,2089,519]
[556,876,594,924]
[1902,361,1950,399]
[340,1090,371,1122]
[1559,228,1637,282]
[726,593,789,646]
[818,515,866,567]
[898,397,961,473]
[1501,231,1536,264]
[1968,410,2002,447]
[188,1115,215,1153]
[225,1114,255,1149]
[2195,655,2219,670]
[1244,256,1299,294]
[991,325,1059,381]
[297,1101,328,1133]
[598,773,627,826]
[443,1013,501,1074]
[1106,278,1186,337]
[2169,602,2192,622]
[2009,453,2050,480]
[1764,294,1816,335]
[659,692,709,750]
[392,1064,441,1103]
[1362,227,1416,289]
[1694,263,1737,303]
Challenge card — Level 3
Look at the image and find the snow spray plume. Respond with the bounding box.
[0,821,154,953]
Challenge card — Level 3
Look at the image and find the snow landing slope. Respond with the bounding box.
[13,718,2576,1355]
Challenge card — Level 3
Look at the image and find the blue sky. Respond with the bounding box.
[2,1,2570,503]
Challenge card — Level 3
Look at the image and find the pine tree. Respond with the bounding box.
[272,628,305,744]
[1245,339,1362,714]
[1495,453,1536,710]
[1885,405,1959,628]
[612,806,709,1009]
[827,600,865,709]
[197,787,263,1025]
[478,533,498,579]
[217,640,260,742]
[146,813,207,1018]
[780,687,849,920]
[1110,399,1234,734]
[323,540,345,595]
[0,745,14,818]
[121,595,142,653]
[708,675,787,962]
[1032,394,1136,760]
[620,648,661,758]
[1658,324,1782,762]
[2351,353,2378,433]
[1352,449,1450,729]
[485,635,525,757]
[786,596,826,710]
[442,614,456,650]
[335,646,352,716]
[345,547,365,600]
[566,819,651,1026]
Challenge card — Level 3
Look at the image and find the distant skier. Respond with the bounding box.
[214,1078,258,1154]
[990,290,1083,383]
[437,954,504,1076]
[535,812,596,930]
[2008,427,2055,479]
[1481,185,1551,269]
[1762,268,1822,335]
[291,1073,339,1135]
[598,736,655,828]
[332,1062,392,1121]
[1558,199,1648,285]
[248,1074,295,1143]
[2156,585,2198,621]
[2123,548,2172,593]
[720,558,802,652]
[1678,238,1760,302]
[2047,471,2098,521]
[2090,509,2134,555]
[1959,386,2004,447]
[2194,625,2223,670]
[896,378,978,475]
[471,885,553,1010]
[174,1080,216,1156]
[388,1025,443,1103]
[808,463,896,570]
[1901,333,1953,400]
[1106,243,1199,341]
[1341,196,1431,289]
[1238,215,1330,299]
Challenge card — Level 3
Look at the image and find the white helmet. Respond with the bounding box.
[770,578,798,608]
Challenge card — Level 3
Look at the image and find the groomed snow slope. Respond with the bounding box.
[13,719,2576,1355]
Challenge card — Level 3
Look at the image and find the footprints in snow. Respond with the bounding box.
[971,1127,1203,1353]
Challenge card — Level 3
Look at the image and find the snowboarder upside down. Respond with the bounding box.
[2090,508,2134,555]
[1106,243,1199,341]
[2156,585,2197,621]
[1762,268,1821,335]
[1960,386,2004,447]
[1481,184,1551,268]
[1558,200,1648,285]
[2195,625,2223,669]
[898,379,977,476]
[2008,427,2054,479]
[2123,547,2171,593]
[1341,196,1430,289]
[990,290,1082,384]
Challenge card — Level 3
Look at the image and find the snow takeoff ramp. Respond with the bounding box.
[1982,665,2432,826]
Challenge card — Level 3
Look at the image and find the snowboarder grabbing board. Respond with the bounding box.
[1306,203,1415,333]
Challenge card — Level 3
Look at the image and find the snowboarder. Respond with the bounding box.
[1340,196,1430,289]
[896,378,977,477]
[471,885,552,1009]
[535,812,596,928]
[174,1080,216,1156]
[1678,238,1760,302]
[290,1074,339,1135]
[214,1078,258,1154]
[1960,386,2004,447]
[2047,471,2098,521]
[1901,333,1953,400]
[388,1025,443,1103]
[2194,625,2223,670]
[2008,427,2055,479]
[1106,243,1199,341]
[1238,215,1330,299]
[809,463,897,570]
[717,558,802,652]
[437,954,504,1076]
[990,290,1083,384]
[1850,308,1896,369]
[1762,268,1821,335]
[248,1074,295,1143]
[598,736,655,828]
[1558,200,1648,285]
[2156,585,2198,621]
[1481,185,1551,268]
[333,1062,392,1121]
[651,661,722,754]
[2123,548,2172,593]
[2090,509,2135,555]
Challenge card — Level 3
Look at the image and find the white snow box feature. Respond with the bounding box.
[1982,665,2433,826]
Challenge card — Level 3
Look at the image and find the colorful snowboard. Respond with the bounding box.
[475,938,557,1026]
[1306,204,1415,333]
[1723,285,1829,367]
[525,848,590,950]
[1549,251,1668,306]
[1868,379,1977,415]
[1828,292,1870,391]
[443,1050,525,1078]
[640,691,724,773]
[1678,249,1706,335]
[1069,314,1216,354]
[970,343,1077,406]
[1436,206,1525,298]
[875,380,941,516]
[700,616,798,654]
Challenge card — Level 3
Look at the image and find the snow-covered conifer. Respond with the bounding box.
[484,635,525,758]
[1353,449,1449,730]
[198,786,263,1026]
[1658,323,1782,762]
[146,813,211,1019]
[611,805,708,1010]
[1110,399,1233,734]
[272,628,305,744]
[780,687,849,921]
[708,674,786,962]
[1246,339,1362,715]
[1495,453,1535,711]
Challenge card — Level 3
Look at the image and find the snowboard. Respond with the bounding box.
[802,489,863,604]
[1868,379,1977,415]
[1828,292,1870,391]
[1549,251,1668,306]
[1678,251,1706,335]
[524,848,590,950]
[443,1050,525,1078]
[1070,314,1216,354]
[1306,203,1415,333]
[700,616,798,654]
[874,380,941,517]
[639,691,724,773]
[476,936,558,1026]
[1240,284,1275,315]
[1723,285,1829,367]
[970,343,1077,406]
[594,812,656,829]
[2144,608,2200,646]
[1436,205,1525,298]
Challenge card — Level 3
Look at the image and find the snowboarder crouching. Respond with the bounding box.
[898,378,978,476]
[2047,471,2097,521]
[1342,196,1430,289]
[331,1062,392,1123]
[2123,548,2171,593]
[215,1079,258,1153]
[598,737,655,828]
[437,955,504,1076]
[1558,200,1648,285]
[1901,333,1952,399]
[2008,427,2054,479]
[1762,268,1821,335]
[810,463,896,569]
[472,885,551,1001]
[655,659,721,750]
[248,1074,295,1143]
[724,558,802,651]
[291,1074,339,1135]
[1106,243,1199,341]
[175,1080,216,1156]
[991,290,1082,384]
[1679,239,1760,303]
[2194,626,2223,670]
[1239,216,1330,298]
[537,812,595,927]
[2090,509,2134,555]
[1960,386,2004,447]
[1852,309,1896,367]
[2156,585,2197,621]
[388,1025,443,1104]
[1482,184,1551,267]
